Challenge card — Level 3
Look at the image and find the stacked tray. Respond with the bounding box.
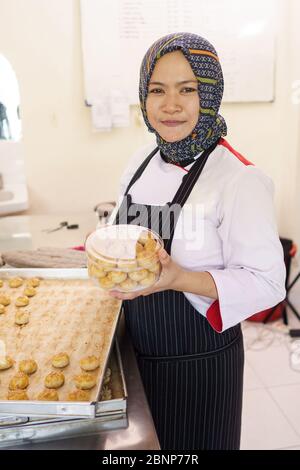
[0,268,127,446]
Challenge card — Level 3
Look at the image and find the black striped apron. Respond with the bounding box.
[114,142,244,450]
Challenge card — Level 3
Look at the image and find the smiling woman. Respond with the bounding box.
[146,50,200,143]
[109,32,286,451]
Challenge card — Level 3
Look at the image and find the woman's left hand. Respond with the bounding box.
[109,248,184,300]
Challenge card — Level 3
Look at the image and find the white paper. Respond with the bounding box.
[91,97,112,132]
[110,89,130,128]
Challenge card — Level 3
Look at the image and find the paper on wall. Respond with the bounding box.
[91,96,112,132]
[110,89,130,127]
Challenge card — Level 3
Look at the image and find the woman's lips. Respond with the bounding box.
[161,120,185,127]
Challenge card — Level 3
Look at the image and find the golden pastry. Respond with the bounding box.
[23,286,37,297]
[9,277,23,288]
[137,251,158,269]
[0,295,10,306]
[118,278,138,292]
[15,310,30,326]
[138,230,153,246]
[144,238,158,253]
[98,276,116,290]
[0,279,3,288]
[97,260,117,272]
[88,263,106,278]
[74,373,97,390]
[103,367,111,385]
[128,269,149,282]
[135,242,144,254]
[148,261,161,274]
[107,271,127,284]
[27,278,40,288]
[15,296,29,307]
[45,371,65,389]
[100,386,112,401]
[139,272,157,287]
[0,304,5,315]
[7,390,29,400]
[19,359,38,375]
[52,352,70,369]
[9,372,29,390]
[79,355,100,372]
[68,390,90,401]
[117,259,138,270]
[37,389,59,401]
[0,355,14,371]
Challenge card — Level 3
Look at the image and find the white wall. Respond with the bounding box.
[0,0,299,244]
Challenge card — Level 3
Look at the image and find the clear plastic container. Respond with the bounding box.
[85,224,163,292]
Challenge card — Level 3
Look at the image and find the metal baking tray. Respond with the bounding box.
[0,340,128,447]
[0,268,123,418]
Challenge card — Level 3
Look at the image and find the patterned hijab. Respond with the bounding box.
[139,32,227,166]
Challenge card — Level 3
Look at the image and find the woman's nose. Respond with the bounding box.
[161,93,181,113]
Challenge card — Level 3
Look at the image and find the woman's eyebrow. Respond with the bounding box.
[149,80,198,86]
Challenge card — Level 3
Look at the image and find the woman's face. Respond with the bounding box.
[146,50,200,143]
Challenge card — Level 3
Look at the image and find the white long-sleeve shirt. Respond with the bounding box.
[110,138,286,332]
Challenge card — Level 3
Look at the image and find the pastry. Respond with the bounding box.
[148,261,161,274]
[97,260,117,272]
[23,286,37,297]
[128,269,149,282]
[98,276,116,290]
[139,272,157,287]
[118,278,138,292]
[37,389,59,401]
[137,251,158,269]
[45,371,65,389]
[117,259,138,270]
[103,367,111,385]
[7,390,29,400]
[51,352,70,369]
[88,263,106,278]
[9,277,23,288]
[107,271,127,284]
[0,355,14,371]
[19,359,38,375]
[0,295,10,306]
[0,279,3,288]
[9,372,29,390]
[27,278,40,288]
[0,304,5,315]
[144,238,158,253]
[100,386,112,401]
[68,390,90,401]
[135,242,144,254]
[79,355,100,371]
[15,310,30,326]
[15,296,29,307]
[74,373,97,390]
[138,230,153,246]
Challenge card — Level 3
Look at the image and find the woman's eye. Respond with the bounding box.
[181,87,197,93]
[149,88,163,94]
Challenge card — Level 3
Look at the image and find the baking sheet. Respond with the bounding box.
[0,269,122,416]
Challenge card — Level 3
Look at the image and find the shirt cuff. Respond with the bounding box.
[206,300,223,333]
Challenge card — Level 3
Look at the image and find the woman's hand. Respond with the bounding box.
[109,248,184,300]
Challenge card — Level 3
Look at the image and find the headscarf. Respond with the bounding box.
[139,32,227,166]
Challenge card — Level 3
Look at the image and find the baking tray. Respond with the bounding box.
[0,268,122,418]
[0,340,128,447]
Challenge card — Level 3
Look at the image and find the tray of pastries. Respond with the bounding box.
[0,268,123,418]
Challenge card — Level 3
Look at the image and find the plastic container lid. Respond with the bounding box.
[85,224,163,265]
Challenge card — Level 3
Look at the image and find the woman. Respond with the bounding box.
[109,32,286,450]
